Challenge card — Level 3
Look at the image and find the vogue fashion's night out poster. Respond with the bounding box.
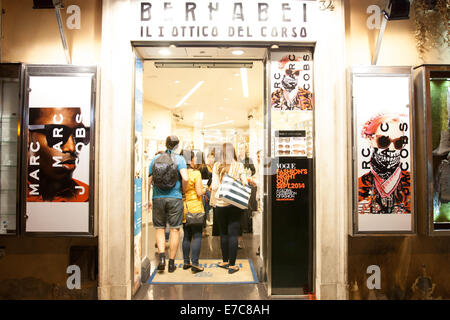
[353,71,414,233]
[25,73,93,233]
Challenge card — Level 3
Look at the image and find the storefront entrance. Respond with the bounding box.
[98,0,348,300]
[131,45,315,299]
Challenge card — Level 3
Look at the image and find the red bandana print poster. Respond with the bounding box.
[353,72,414,233]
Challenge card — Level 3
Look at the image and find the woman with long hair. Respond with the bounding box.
[181,150,207,273]
[211,143,247,274]
[196,150,211,235]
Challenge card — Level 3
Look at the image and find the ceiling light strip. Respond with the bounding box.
[175,80,204,108]
[203,120,235,128]
[240,67,249,98]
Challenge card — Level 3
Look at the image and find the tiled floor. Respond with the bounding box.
[133,224,269,300]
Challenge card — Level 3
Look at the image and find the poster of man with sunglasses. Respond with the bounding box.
[270,53,313,111]
[27,107,90,202]
[358,114,411,215]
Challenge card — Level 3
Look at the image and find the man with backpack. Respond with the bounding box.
[149,136,188,273]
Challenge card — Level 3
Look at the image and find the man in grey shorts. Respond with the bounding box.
[148,136,188,272]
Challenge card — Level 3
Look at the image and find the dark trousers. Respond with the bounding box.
[182,224,203,266]
[216,205,242,266]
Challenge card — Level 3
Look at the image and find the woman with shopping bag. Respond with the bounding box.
[211,143,250,274]
[181,150,207,274]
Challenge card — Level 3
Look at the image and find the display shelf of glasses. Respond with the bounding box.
[0,64,21,235]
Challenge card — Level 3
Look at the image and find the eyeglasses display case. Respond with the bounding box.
[414,64,450,236]
[0,63,23,236]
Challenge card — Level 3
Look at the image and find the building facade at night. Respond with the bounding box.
[0,0,449,300]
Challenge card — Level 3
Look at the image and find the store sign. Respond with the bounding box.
[24,67,96,234]
[133,0,318,42]
[352,69,415,233]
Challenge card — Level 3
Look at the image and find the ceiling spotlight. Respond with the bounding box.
[228,87,233,90]
[169,44,176,48]
[159,48,171,56]
[175,80,180,84]
[270,44,279,49]
[232,49,244,55]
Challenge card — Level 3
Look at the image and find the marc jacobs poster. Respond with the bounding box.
[353,71,414,233]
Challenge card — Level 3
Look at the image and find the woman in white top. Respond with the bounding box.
[211,143,247,274]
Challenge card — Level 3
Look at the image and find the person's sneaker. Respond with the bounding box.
[157,256,166,271]
[168,261,177,273]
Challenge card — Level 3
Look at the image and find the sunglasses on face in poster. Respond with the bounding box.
[375,135,406,150]
[286,69,301,77]
[29,124,90,147]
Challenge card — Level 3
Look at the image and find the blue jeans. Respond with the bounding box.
[203,189,211,213]
[202,190,211,226]
[182,224,203,266]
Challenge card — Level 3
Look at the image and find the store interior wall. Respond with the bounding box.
[0,0,101,299]
[345,0,450,300]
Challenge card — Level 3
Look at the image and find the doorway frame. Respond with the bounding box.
[130,42,316,299]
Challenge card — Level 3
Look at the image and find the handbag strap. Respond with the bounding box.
[229,161,239,180]
[184,199,192,214]
[223,161,244,184]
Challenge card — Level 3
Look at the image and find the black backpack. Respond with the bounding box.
[152,152,178,190]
